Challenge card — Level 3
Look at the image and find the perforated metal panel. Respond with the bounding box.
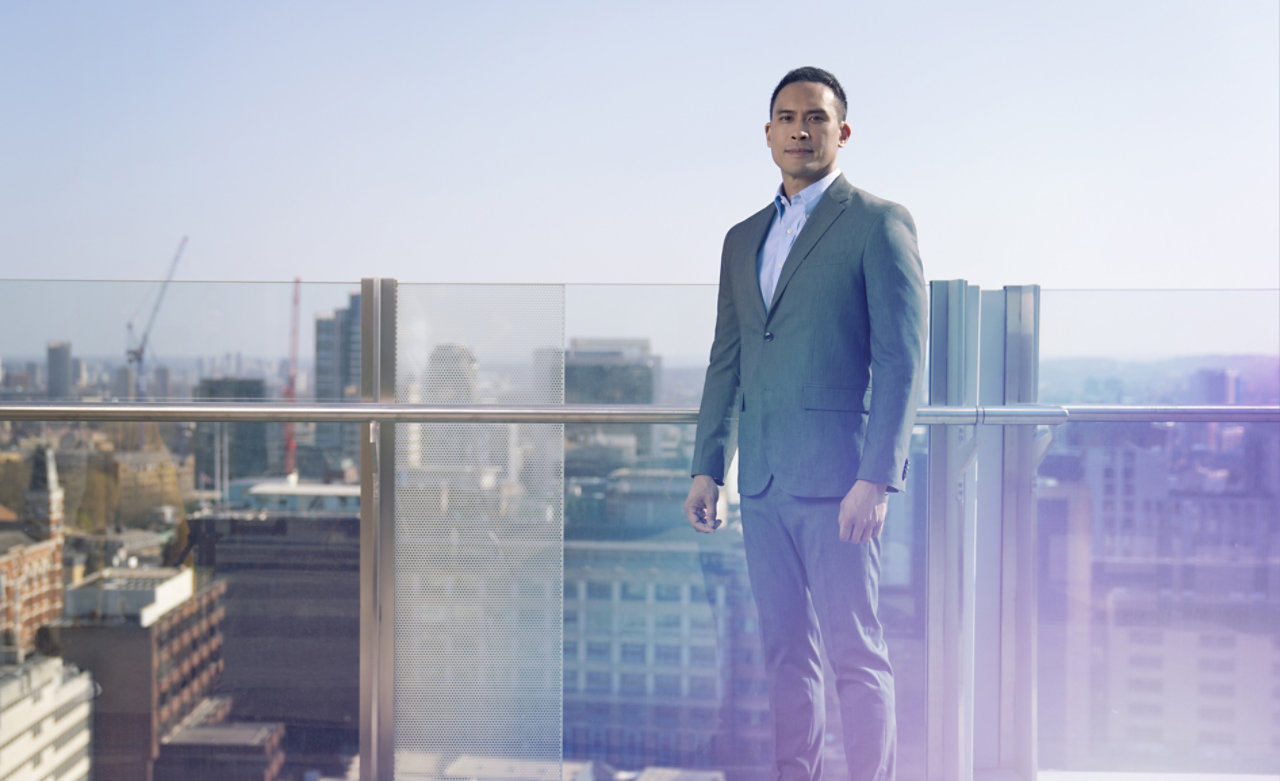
[393,284,564,773]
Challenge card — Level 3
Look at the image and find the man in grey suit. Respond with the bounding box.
[683,67,926,781]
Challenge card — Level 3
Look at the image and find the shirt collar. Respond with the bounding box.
[773,169,842,217]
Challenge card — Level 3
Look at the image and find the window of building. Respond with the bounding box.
[586,671,611,693]
[620,582,647,602]
[619,613,647,636]
[655,614,682,636]
[587,641,611,661]
[1199,633,1236,649]
[690,646,716,667]
[1199,659,1235,674]
[655,645,681,665]
[654,674,681,696]
[620,673,646,695]
[655,584,682,602]
[585,610,611,634]
[1198,731,1234,746]
[1129,678,1163,693]
[621,643,646,664]
[587,581,612,600]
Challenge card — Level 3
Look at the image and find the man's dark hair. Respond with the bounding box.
[770,66,848,122]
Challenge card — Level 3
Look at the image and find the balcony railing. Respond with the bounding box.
[1,277,1277,781]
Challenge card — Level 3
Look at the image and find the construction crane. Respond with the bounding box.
[127,236,188,399]
[284,277,301,476]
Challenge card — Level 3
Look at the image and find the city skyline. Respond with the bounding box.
[1,281,1277,369]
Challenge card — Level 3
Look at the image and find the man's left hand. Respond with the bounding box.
[838,480,888,543]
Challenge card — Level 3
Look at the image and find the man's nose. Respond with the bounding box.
[792,125,810,138]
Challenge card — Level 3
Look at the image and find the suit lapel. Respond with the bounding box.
[767,175,853,317]
[739,205,774,326]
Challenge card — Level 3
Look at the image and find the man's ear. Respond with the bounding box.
[839,122,852,146]
[764,122,772,144]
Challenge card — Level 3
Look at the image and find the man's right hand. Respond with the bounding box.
[683,475,722,533]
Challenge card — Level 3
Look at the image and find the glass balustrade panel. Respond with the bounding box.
[0,279,365,780]
[1037,288,1280,775]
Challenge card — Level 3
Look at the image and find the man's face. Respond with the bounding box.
[766,81,851,196]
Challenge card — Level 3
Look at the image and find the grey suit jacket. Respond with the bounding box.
[691,175,927,497]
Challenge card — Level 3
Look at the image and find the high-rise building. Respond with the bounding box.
[314,291,361,475]
[194,378,268,486]
[152,364,172,400]
[46,341,72,400]
[565,338,662,471]
[113,364,137,401]
[55,568,227,781]
[188,502,359,768]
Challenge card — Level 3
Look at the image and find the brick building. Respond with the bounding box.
[0,446,65,662]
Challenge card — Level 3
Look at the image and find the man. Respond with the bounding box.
[683,67,926,781]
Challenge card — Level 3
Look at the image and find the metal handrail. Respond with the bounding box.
[0,401,1276,424]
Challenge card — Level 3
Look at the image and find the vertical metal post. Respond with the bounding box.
[926,280,981,781]
[973,286,1040,781]
[1000,285,1040,780]
[360,278,397,781]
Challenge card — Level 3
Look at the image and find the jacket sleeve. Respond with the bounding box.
[689,231,742,484]
[855,204,927,492]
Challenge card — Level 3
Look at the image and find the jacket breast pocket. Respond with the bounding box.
[801,384,864,412]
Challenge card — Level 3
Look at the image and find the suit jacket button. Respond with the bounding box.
[763,332,774,342]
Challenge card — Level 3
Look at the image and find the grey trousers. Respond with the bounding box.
[741,480,896,781]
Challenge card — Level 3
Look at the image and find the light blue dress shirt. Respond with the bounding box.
[758,168,842,311]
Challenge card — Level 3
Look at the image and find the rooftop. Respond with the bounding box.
[164,722,282,747]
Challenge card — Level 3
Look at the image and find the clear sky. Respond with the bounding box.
[1,0,1277,361]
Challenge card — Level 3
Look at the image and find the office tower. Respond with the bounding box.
[25,360,42,390]
[314,291,361,475]
[0,655,94,779]
[46,341,72,400]
[55,568,228,781]
[188,500,359,769]
[113,364,137,401]
[152,364,172,399]
[0,447,65,661]
[565,338,662,474]
[194,378,268,486]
